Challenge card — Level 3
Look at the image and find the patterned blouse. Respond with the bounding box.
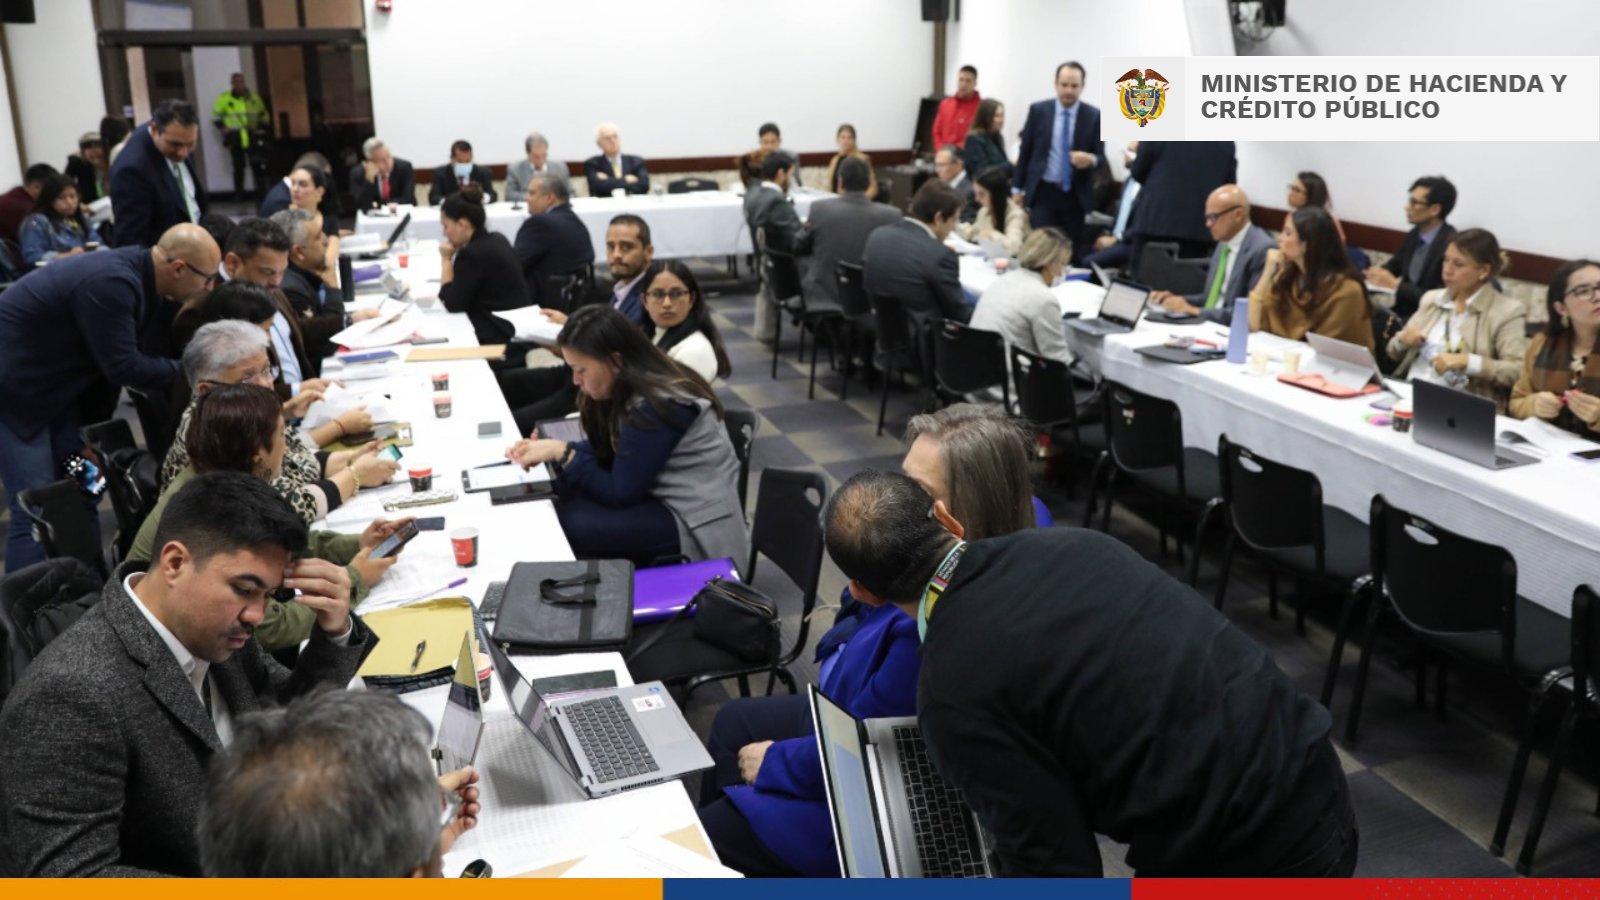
[160,402,339,523]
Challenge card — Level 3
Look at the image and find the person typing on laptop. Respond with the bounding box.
[822,471,1357,877]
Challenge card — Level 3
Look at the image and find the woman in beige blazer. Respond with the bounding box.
[1386,228,1528,411]
[956,166,1029,256]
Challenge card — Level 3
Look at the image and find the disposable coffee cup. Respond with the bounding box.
[432,392,453,418]
[1282,350,1302,374]
[451,527,480,568]
[398,253,410,268]
[407,465,433,492]
[431,372,450,391]
[386,202,399,214]
[1248,351,1269,375]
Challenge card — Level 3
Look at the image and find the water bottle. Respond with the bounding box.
[1226,296,1250,364]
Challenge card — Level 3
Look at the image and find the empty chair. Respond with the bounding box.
[668,177,719,194]
[626,468,828,701]
[1086,382,1220,570]
[823,261,877,401]
[1212,436,1372,656]
[759,232,840,383]
[126,386,177,463]
[1495,584,1600,874]
[1009,345,1104,486]
[0,558,105,704]
[722,408,759,514]
[866,290,926,436]
[1136,241,1209,294]
[15,480,105,577]
[932,320,1009,411]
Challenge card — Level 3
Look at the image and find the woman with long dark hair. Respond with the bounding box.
[1247,205,1373,350]
[823,124,878,198]
[438,183,531,345]
[18,174,100,268]
[955,166,1028,256]
[639,260,731,384]
[1510,258,1600,439]
[962,98,1012,179]
[507,305,748,567]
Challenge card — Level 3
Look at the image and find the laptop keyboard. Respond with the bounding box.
[892,726,988,878]
[565,696,658,783]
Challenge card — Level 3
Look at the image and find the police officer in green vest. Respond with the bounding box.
[212,73,269,200]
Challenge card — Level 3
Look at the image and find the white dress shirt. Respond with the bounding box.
[1411,285,1487,386]
[126,572,232,746]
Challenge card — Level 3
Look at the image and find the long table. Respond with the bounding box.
[317,246,714,875]
[958,263,1600,617]
[355,188,826,261]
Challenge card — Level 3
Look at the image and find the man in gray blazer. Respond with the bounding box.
[1151,185,1275,324]
[795,157,901,306]
[504,132,571,201]
[0,472,378,877]
[863,181,971,325]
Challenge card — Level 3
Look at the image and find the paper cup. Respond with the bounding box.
[1282,350,1301,374]
[451,527,480,568]
[398,253,409,268]
[1248,351,1269,375]
[432,392,453,418]
[431,372,450,391]
[407,465,433,492]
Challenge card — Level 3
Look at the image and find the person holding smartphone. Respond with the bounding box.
[1510,258,1600,440]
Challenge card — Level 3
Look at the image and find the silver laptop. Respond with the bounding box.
[485,637,712,798]
[811,686,993,878]
[1412,380,1538,469]
[1067,278,1148,337]
[1305,332,1385,391]
[435,633,485,775]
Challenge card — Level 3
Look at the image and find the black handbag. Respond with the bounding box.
[629,576,781,665]
[492,559,634,653]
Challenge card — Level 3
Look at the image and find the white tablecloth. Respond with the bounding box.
[356,189,825,261]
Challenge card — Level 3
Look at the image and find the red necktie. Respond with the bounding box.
[380,175,390,200]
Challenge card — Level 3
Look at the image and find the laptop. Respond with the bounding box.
[434,633,485,775]
[811,686,993,878]
[484,636,712,798]
[1066,278,1148,337]
[976,236,1010,262]
[357,213,411,260]
[1412,380,1539,470]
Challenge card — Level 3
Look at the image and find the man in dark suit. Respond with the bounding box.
[584,122,649,197]
[1125,140,1237,260]
[109,99,208,248]
[933,145,978,223]
[1150,185,1276,324]
[0,472,378,876]
[1363,175,1457,319]
[271,207,368,363]
[744,151,801,253]
[349,136,417,209]
[863,182,970,325]
[1013,62,1104,260]
[0,224,218,572]
[428,139,497,206]
[796,156,901,306]
[513,174,595,306]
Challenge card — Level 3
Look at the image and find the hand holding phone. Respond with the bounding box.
[371,520,421,559]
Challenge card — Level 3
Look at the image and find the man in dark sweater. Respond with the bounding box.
[822,471,1357,877]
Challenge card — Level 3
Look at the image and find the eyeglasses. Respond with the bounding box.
[644,288,692,303]
[1203,205,1242,225]
[199,363,280,389]
[1562,282,1600,303]
[1405,196,1433,208]
[1286,184,1306,194]
[177,259,219,286]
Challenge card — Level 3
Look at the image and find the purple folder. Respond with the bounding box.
[352,264,384,283]
[632,557,740,624]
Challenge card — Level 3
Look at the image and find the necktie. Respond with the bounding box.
[611,159,622,178]
[172,162,194,222]
[380,174,390,200]
[1204,244,1231,309]
[1057,107,1073,189]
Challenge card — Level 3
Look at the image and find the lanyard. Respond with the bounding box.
[917,541,968,642]
[1442,305,1466,354]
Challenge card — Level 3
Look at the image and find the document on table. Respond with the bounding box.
[301,383,395,429]
[492,306,564,344]
[340,231,385,254]
[330,305,419,349]
[559,834,741,878]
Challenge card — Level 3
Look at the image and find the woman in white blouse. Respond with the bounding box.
[640,260,731,385]
[956,166,1029,257]
[970,227,1075,366]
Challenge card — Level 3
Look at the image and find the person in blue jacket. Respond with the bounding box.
[696,404,1040,876]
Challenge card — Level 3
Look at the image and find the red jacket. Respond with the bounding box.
[932,92,982,152]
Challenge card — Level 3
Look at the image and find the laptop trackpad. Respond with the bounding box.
[633,703,693,746]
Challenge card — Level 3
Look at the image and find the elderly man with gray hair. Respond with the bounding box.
[505,131,571,200]
[349,135,417,209]
[583,122,649,197]
[271,206,376,360]
[199,690,481,877]
[513,173,596,305]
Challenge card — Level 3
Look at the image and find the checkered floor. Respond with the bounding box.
[688,269,1600,878]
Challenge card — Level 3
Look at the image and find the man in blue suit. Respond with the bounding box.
[109,99,208,248]
[1013,62,1103,261]
[1151,185,1276,324]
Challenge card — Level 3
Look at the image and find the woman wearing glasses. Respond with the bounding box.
[639,261,731,385]
[1510,259,1600,439]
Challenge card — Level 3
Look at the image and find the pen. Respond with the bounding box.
[409,640,427,673]
[472,460,513,469]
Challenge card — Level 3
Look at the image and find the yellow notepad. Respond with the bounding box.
[357,597,477,680]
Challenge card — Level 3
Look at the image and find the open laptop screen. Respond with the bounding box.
[1099,280,1149,326]
[486,638,582,782]
[814,689,888,878]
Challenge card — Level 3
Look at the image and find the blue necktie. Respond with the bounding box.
[1057,107,1073,190]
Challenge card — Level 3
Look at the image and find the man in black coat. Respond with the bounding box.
[822,471,1357,878]
[1364,175,1457,319]
[513,174,595,306]
[862,182,970,326]
[349,136,417,209]
[584,122,649,197]
[1125,140,1237,259]
[109,99,208,248]
[428,139,497,206]
[0,473,378,876]
[271,207,369,363]
[795,156,901,307]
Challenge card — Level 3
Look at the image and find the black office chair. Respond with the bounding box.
[930,320,1011,412]
[1136,241,1209,294]
[1211,436,1373,647]
[626,468,829,701]
[1010,346,1104,492]
[722,408,759,514]
[15,479,106,577]
[80,419,157,564]
[541,272,582,314]
[1086,382,1220,569]
[667,177,719,194]
[0,558,105,704]
[866,290,925,436]
[759,232,841,384]
[127,386,177,463]
[1493,584,1599,873]
[1372,304,1405,374]
[825,261,877,401]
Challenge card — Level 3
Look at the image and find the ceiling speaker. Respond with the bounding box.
[0,0,36,25]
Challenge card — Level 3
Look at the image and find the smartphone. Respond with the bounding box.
[381,444,403,461]
[415,516,445,531]
[478,421,502,438]
[1570,448,1600,463]
[371,520,420,559]
[1369,397,1396,412]
[411,335,449,346]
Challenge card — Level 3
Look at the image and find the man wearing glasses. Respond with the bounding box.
[0,222,219,571]
[1364,175,1458,319]
[1150,184,1275,324]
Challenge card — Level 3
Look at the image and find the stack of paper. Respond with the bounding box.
[559,834,742,878]
[300,383,395,430]
[492,306,564,344]
[332,307,422,350]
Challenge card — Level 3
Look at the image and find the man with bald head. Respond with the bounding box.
[1150,184,1275,324]
[0,223,219,569]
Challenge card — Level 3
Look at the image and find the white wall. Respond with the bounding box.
[945,0,1194,180]
[364,0,933,166]
[0,46,23,182]
[1234,0,1600,260]
[1,0,105,170]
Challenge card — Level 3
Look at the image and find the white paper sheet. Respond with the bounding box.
[492,306,564,344]
[560,834,741,878]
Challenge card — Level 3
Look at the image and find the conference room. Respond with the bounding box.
[0,0,1598,882]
